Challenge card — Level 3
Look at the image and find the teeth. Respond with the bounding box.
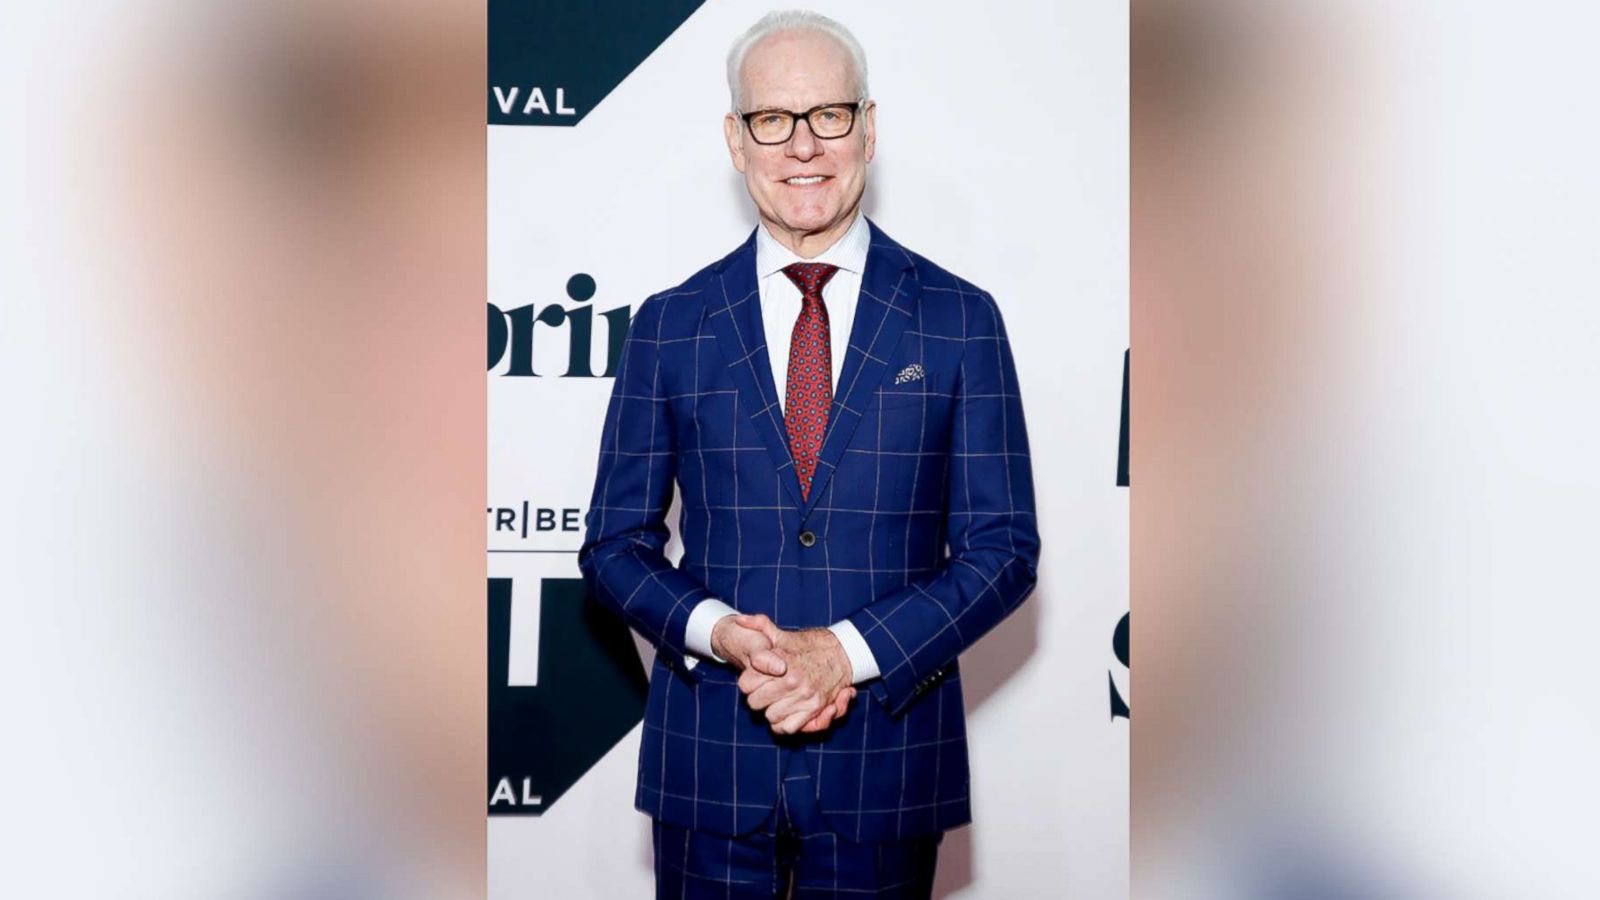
[786,176,825,185]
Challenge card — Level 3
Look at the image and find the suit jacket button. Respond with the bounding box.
[798,530,817,548]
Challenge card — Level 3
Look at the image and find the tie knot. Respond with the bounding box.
[780,262,840,298]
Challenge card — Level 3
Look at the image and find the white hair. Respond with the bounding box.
[725,10,870,113]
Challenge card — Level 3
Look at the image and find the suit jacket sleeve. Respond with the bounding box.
[846,289,1041,716]
[578,293,711,676]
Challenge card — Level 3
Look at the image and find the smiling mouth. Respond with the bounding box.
[784,175,830,186]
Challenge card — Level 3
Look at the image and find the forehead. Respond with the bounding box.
[740,30,856,110]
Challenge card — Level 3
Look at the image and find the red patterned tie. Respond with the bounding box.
[780,262,840,501]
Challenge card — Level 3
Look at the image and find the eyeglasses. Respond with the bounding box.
[739,101,861,145]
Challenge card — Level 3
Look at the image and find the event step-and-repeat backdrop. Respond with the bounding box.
[488,2,1127,896]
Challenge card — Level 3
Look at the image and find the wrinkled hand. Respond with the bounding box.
[733,614,856,735]
[713,615,850,732]
[710,615,788,679]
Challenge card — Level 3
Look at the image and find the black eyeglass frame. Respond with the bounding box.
[738,101,863,145]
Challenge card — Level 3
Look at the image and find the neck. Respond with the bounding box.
[763,207,861,259]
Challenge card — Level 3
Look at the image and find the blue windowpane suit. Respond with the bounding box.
[578,218,1040,885]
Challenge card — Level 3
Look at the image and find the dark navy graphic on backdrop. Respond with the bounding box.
[489,577,649,815]
[1109,612,1130,720]
[489,0,705,125]
[1118,349,1129,487]
[1112,349,1129,718]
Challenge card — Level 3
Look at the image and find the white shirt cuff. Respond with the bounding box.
[828,620,880,684]
[682,598,740,670]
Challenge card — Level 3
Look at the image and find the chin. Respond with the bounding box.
[777,205,841,234]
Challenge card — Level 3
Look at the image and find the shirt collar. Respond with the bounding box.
[754,212,870,281]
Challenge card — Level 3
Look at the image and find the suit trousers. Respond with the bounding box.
[651,744,942,899]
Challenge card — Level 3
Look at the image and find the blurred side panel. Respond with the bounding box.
[1,0,485,895]
[1133,1,1600,897]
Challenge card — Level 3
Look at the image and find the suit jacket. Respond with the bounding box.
[578,218,1040,843]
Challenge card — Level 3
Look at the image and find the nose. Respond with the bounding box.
[785,116,820,161]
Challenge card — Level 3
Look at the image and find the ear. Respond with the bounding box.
[861,101,877,163]
[724,114,748,174]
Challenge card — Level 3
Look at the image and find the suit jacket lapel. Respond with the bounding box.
[799,219,919,518]
[708,220,921,517]
[708,231,811,510]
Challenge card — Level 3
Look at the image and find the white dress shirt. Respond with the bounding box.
[681,213,880,683]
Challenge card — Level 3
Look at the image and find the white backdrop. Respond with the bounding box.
[488,2,1127,895]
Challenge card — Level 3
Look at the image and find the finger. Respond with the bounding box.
[735,613,783,642]
[745,679,790,707]
[748,675,800,711]
[799,707,836,733]
[724,626,770,658]
[821,688,854,723]
[763,692,803,723]
[797,685,856,732]
[736,666,761,695]
[738,669,777,695]
[763,690,813,725]
[831,691,852,718]
[749,648,787,677]
[773,705,816,735]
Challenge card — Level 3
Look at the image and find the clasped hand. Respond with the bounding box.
[711,613,857,735]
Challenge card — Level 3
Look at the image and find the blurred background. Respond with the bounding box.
[1133,0,1600,897]
[4,0,1599,896]
[3,0,485,896]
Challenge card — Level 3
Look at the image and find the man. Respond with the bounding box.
[579,10,1039,898]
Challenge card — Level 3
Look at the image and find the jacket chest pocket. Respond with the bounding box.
[873,366,954,414]
[876,387,948,412]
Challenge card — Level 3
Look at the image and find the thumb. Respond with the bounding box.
[734,613,781,640]
[750,648,788,677]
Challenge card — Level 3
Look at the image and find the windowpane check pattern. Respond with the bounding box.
[578,218,1040,843]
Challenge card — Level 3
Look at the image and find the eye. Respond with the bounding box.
[756,113,786,127]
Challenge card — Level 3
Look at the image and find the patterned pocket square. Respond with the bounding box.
[894,364,925,385]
